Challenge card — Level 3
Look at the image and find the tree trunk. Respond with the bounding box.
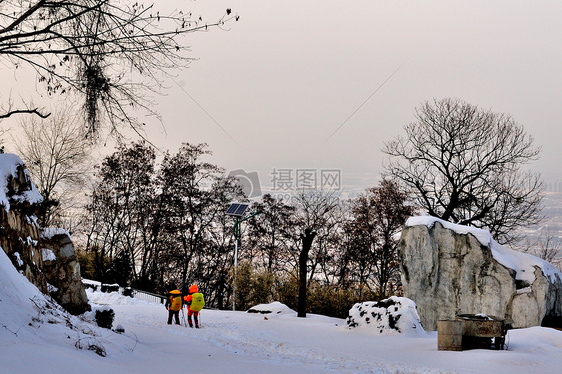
[298,228,316,318]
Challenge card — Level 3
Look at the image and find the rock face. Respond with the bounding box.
[41,230,90,315]
[0,207,48,294]
[398,218,562,331]
[0,153,90,315]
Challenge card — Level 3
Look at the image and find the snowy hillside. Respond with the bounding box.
[2,248,562,374]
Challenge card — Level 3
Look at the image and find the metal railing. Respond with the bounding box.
[130,289,166,304]
[82,279,166,304]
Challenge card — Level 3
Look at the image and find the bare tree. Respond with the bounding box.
[83,141,157,285]
[384,98,544,244]
[13,106,93,227]
[0,1,238,136]
[521,228,561,264]
[157,143,242,291]
[246,194,295,273]
[290,190,340,318]
[345,179,416,298]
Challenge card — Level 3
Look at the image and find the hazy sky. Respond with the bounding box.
[146,0,562,195]
[3,0,562,196]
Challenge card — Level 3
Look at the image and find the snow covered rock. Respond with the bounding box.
[0,153,43,212]
[399,217,562,331]
[0,153,89,315]
[346,296,425,335]
[247,301,295,315]
[114,324,125,334]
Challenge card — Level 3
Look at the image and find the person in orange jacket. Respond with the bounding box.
[183,284,205,328]
[165,284,183,325]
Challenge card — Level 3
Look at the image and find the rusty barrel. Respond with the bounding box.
[437,320,463,351]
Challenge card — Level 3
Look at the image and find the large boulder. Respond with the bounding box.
[398,216,562,331]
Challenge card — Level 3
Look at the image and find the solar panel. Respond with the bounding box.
[235,204,249,216]
[226,203,239,215]
[226,203,249,217]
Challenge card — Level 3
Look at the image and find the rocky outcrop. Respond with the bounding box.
[1,154,47,293]
[0,153,90,315]
[41,229,90,315]
[398,217,562,331]
[0,207,48,294]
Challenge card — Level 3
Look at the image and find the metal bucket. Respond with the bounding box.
[438,320,463,351]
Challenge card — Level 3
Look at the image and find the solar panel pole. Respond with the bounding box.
[234,236,238,311]
[233,220,238,311]
[232,217,242,311]
[225,203,260,312]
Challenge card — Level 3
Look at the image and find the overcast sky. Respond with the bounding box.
[144,0,562,195]
[3,0,562,196]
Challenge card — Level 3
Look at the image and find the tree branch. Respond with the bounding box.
[0,108,51,119]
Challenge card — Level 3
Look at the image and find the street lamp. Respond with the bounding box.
[225,202,260,311]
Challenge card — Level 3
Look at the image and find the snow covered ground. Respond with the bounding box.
[2,248,562,374]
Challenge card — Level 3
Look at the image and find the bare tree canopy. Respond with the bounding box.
[13,105,92,226]
[383,98,544,244]
[0,0,238,136]
[346,179,416,297]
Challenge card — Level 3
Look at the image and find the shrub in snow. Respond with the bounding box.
[346,296,424,335]
[94,306,115,329]
[122,287,133,297]
[101,283,119,293]
[83,282,99,291]
[75,337,107,357]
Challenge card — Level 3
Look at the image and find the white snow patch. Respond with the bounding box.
[42,248,56,262]
[13,252,23,267]
[41,227,71,239]
[47,282,58,293]
[517,286,532,294]
[474,313,493,320]
[87,290,154,306]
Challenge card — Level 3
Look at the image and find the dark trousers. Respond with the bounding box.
[168,309,180,325]
[187,309,199,327]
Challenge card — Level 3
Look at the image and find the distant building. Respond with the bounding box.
[546,180,562,193]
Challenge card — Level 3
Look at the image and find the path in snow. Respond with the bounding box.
[97,292,451,374]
